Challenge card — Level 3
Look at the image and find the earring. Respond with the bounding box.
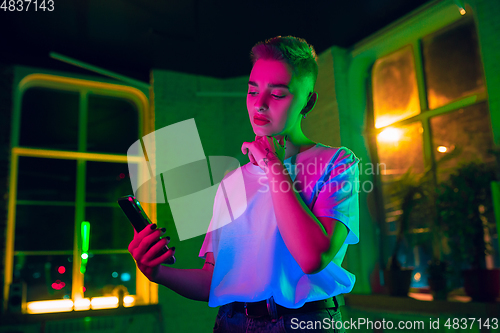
[302,113,307,119]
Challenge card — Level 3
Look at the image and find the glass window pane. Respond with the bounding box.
[372,46,420,128]
[17,157,76,202]
[84,254,136,298]
[422,17,485,110]
[13,255,73,302]
[86,161,135,203]
[85,206,134,250]
[377,122,425,180]
[20,87,79,150]
[376,122,425,232]
[87,94,139,154]
[375,122,425,272]
[430,102,495,182]
[15,205,74,251]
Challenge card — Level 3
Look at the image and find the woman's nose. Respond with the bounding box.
[254,95,268,111]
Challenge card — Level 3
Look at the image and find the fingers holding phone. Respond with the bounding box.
[128,223,156,255]
[119,195,176,281]
[143,238,175,268]
[128,224,176,281]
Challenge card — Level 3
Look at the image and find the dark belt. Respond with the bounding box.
[231,294,344,319]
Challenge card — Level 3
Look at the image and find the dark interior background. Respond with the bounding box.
[1,0,431,82]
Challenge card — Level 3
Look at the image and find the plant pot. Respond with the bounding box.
[383,269,413,297]
[428,276,447,300]
[462,268,500,302]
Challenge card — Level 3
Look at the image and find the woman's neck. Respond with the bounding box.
[284,137,316,160]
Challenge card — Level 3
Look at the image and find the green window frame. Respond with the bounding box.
[3,69,158,313]
[367,12,494,285]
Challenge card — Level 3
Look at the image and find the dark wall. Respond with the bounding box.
[0,63,13,314]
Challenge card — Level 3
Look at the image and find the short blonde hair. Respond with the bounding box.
[250,36,318,91]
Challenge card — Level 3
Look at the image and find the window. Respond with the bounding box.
[369,16,495,288]
[5,73,154,313]
[372,45,421,129]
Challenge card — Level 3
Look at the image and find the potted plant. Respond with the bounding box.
[406,177,451,301]
[383,166,448,297]
[436,160,499,302]
[383,169,420,297]
[408,174,452,301]
[383,148,460,298]
[426,258,450,300]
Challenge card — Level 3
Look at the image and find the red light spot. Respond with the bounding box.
[58,266,66,274]
[51,281,65,290]
[119,173,125,179]
[83,287,86,292]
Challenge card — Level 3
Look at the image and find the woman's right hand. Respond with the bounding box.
[128,224,175,282]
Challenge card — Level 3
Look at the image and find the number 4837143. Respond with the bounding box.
[1,0,55,11]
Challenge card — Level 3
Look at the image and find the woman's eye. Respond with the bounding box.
[248,91,258,96]
[272,95,286,99]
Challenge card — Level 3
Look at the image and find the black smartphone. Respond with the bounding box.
[118,195,175,264]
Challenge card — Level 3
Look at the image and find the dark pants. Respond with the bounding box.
[213,302,346,333]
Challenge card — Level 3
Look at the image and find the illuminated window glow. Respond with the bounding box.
[27,299,73,314]
[74,298,91,311]
[90,296,119,310]
[377,128,403,143]
[26,295,137,314]
[124,295,135,307]
[372,46,421,128]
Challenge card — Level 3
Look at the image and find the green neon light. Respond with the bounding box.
[80,221,90,274]
[80,257,88,274]
[81,221,90,253]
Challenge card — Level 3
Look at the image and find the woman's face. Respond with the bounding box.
[247,59,309,138]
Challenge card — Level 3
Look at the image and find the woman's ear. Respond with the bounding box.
[303,92,318,113]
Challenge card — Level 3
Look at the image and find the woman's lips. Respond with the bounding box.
[253,117,270,126]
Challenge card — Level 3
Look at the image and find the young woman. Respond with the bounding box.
[128,36,359,333]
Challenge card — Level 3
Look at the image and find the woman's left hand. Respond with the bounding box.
[241,135,287,172]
